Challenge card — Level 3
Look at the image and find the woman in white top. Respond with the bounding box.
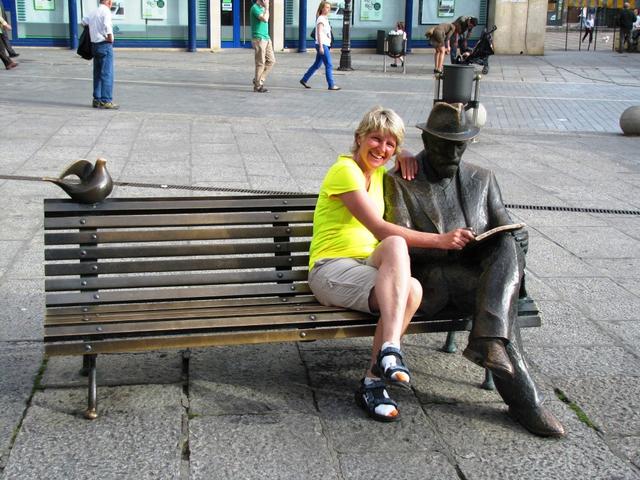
[581,13,595,49]
[300,1,341,91]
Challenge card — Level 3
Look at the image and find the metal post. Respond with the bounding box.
[481,369,496,390]
[298,0,307,52]
[593,2,599,51]
[188,0,197,52]
[68,0,79,50]
[84,354,98,419]
[442,331,457,353]
[565,12,569,51]
[405,0,414,53]
[338,0,353,71]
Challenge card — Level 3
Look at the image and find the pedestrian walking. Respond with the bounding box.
[300,1,340,90]
[0,2,17,70]
[250,0,275,93]
[581,13,595,50]
[426,22,455,74]
[631,9,640,50]
[82,0,118,109]
[618,2,637,52]
[0,1,19,61]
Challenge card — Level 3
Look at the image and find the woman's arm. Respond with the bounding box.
[316,21,325,54]
[339,189,474,250]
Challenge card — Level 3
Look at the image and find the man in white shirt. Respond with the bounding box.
[82,0,118,109]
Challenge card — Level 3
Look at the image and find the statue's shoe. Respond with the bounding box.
[463,338,514,379]
[509,404,566,438]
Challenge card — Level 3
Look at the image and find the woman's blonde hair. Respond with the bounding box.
[316,1,331,17]
[351,106,405,155]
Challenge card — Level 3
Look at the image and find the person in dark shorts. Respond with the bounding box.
[426,22,455,74]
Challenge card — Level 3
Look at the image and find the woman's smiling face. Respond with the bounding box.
[356,130,397,172]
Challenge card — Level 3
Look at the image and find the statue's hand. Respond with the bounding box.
[514,228,529,254]
[439,228,475,250]
[393,149,418,180]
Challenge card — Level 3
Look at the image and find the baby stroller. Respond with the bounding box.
[455,25,496,75]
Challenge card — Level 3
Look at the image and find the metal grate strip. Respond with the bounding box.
[1,174,638,216]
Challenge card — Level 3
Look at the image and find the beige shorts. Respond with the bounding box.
[427,28,446,48]
[308,257,378,314]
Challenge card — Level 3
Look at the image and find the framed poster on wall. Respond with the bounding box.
[111,1,126,19]
[142,0,167,20]
[420,0,473,24]
[33,0,55,11]
[360,0,383,21]
[437,0,455,17]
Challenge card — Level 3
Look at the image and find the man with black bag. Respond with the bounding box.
[618,2,637,53]
[82,0,119,109]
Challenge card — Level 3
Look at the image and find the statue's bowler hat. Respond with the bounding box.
[416,102,479,141]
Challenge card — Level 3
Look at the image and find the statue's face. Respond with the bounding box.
[423,132,467,179]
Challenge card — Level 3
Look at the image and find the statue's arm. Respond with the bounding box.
[487,172,514,227]
[488,172,529,254]
[383,173,414,229]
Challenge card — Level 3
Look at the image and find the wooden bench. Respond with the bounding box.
[43,194,541,419]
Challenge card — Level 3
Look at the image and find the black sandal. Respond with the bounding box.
[354,378,400,422]
[373,346,411,387]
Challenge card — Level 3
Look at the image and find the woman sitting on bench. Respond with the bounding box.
[308,106,475,422]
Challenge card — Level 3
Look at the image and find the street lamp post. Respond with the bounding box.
[338,0,353,71]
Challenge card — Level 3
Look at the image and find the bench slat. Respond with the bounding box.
[45,302,343,325]
[44,211,314,229]
[44,241,311,260]
[45,310,375,340]
[46,294,320,315]
[43,320,473,356]
[44,255,309,276]
[45,269,308,292]
[46,282,312,306]
[44,196,317,214]
[44,225,313,245]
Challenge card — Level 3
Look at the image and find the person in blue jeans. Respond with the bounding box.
[300,1,341,91]
[82,0,119,109]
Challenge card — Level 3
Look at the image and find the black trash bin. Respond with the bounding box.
[387,33,404,56]
[442,64,475,104]
[376,30,386,55]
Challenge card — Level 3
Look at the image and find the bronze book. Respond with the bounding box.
[473,223,526,242]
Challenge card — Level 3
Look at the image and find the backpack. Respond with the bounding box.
[77,26,93,60]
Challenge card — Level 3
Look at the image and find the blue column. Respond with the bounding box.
[405,0,413,53]
[298,0,307,52]
[188,0,197,52]
[69,0,78,50]
[233,0,240,46]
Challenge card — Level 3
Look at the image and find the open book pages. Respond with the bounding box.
[473,223,526,242]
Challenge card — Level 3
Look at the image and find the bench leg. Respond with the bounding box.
[79,355,91,376]
[84,354,98,420]
[481,369,495,391]
[442,331,457,353]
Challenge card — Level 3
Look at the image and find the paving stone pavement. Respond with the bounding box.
[0,46,639,479]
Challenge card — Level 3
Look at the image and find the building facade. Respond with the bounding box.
[2,0,491,50]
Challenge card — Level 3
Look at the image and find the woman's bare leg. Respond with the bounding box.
[365,236,422,376]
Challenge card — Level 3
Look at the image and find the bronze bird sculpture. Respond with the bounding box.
[44,158,113,203]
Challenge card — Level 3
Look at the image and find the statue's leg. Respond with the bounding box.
[492,325,542,408]
[493,323,565,437]
[471,235,524,341]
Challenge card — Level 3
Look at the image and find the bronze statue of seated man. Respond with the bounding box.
[384,102,565,437]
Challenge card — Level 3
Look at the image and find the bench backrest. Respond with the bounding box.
[44,195,318,312]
